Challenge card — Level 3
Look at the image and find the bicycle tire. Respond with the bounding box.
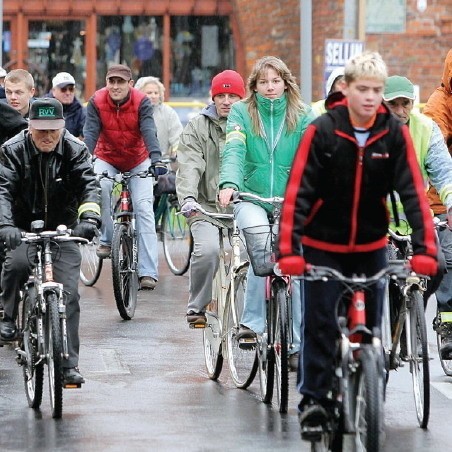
[46,292,64,419]
[407,289,430,428]
[435,308,452,377]
[353,346,380,452]
[112,223,138,320]
[203,271,224,380]
[274,282,289,413]
[225,264,258,389]
[80,235,103,286]
[161,200,192,276]
[21,287,44,409]
[258,287,276,404]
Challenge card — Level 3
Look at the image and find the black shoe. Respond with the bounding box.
[298,398,330,442]
[0,316,17,340]
[63,367,85,385]
[236,325,257,349]
[186,311,206,326]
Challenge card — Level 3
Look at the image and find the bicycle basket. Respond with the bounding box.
[242,224,276,277]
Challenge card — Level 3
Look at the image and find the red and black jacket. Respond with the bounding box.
[278,94,437,259]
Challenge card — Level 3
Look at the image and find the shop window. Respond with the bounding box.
[2,22,11,68]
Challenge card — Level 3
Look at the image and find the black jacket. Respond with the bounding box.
[279,93,437,259]
[0,101,28,145]
[46,92,86,138]
[0,129,101,231]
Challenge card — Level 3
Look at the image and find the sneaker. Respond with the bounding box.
[96,244,111,258]
[0,316,17,340]
[186,310,206,326]
[140,276,157,290]
[63,367,85,385]
[439,322,452,360]
[289,352,299,372]
[298,398,330,441]
[236,325,257,349]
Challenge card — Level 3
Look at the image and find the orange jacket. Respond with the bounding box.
[423,49,452,214]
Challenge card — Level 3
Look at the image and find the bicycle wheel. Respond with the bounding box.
[112,223,138,320]
[407,289,430,428]
[274,282,289,413]
[435,309,452,377]
[21,287,44,409]
[79,235,103,286]
[353,346,380,452]
[46,293,63,419]
[258,288,276,404]
[162,200,192,276]
[203,272,224,380]
[226,264,258,389]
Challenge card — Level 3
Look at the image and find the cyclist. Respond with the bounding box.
[311,66,345,117]
[176,69,245,326]
[83,64,167,291]
[4,69,35,118]
[382,75,452,356]
[0,98,101,385]
[277,52,438,429]
[423,49,452,357]
[218,56,315,370]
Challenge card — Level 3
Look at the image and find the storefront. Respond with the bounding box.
[2,0,243,101]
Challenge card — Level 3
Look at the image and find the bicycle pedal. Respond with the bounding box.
[189,322,206,329]
[64,382,83,389]
[300,425,325,442]
[238,338,257,350]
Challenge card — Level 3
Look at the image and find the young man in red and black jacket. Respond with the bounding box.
[277,51,438,430]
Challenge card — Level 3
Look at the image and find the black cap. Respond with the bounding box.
[29,98,65,130]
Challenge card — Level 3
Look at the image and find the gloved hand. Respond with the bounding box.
[277,255,306,276]
[73,212,100,241]
[0,226,22,250]
[151,161,168,177]
[410,254,438,276]
[181,197,201,218]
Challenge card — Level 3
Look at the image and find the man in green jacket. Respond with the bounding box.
[176,70,245,326]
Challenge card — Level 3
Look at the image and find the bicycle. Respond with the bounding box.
[98,168,155,320]
[300,264,391,452]
[235,192,294,413]
[184,204,257,384]
[382,228,430,428]
[14,221,88,419]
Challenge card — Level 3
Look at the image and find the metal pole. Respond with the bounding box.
[300,0,312,103]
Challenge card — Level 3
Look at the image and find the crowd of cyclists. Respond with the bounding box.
[0,46,451,442]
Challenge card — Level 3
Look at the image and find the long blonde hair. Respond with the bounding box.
[245,56,305,135]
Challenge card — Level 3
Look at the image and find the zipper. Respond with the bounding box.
[349,146,364,247]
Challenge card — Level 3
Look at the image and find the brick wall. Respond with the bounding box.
[233,0,451,102]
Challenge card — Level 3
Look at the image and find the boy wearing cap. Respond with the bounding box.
[384,75,452,358]
[49,72,86,139]
[4,69,35,118]
[84,64,166,290]
[176,70,245,326]
[276,52,437,432]
[0,98,101,385]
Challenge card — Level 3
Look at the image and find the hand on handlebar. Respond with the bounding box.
[277,255,306,276]
[410,254,438,276]
[151,161,168,177]
[0,225,22,250]
[218,188,235,208]
[181,198,201,218]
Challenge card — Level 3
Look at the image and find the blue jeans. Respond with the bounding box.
[234,201,302,353]
[94,158,159,280]
[435,213,452,312]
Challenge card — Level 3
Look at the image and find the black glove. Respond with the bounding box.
[73,220,99,241]
[151,161,168,177]
[0,226,22,250]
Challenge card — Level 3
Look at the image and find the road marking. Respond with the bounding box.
[431,382,452,399]
[91,348,130,374]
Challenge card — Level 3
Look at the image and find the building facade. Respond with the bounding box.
[2,0,451,102]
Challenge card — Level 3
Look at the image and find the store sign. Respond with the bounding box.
[323,39,364,96]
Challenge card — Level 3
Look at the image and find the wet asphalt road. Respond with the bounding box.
[1,244,452,451]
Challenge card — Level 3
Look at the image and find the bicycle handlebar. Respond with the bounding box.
[97,169,154,183]
[183,204,234,221]
[232,191,284,205]
[21,226,89,245]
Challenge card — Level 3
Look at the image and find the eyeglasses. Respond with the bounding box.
[60,85,75,93]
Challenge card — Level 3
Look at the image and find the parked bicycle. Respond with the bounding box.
[382,228,433,429]
[97,168,155,320]
[232,192,294,413]
[15,221,88,419]
[301,264,390,452]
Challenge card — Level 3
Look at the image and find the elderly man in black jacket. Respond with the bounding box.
[0,98,101,385]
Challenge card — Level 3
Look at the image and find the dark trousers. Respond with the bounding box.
[0,241,82,368]
[297,246,387,400]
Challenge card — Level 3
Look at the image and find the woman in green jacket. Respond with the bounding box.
[218,55,315,366]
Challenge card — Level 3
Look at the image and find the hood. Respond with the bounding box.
[441,49,452,94]
[201,102,220,120]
